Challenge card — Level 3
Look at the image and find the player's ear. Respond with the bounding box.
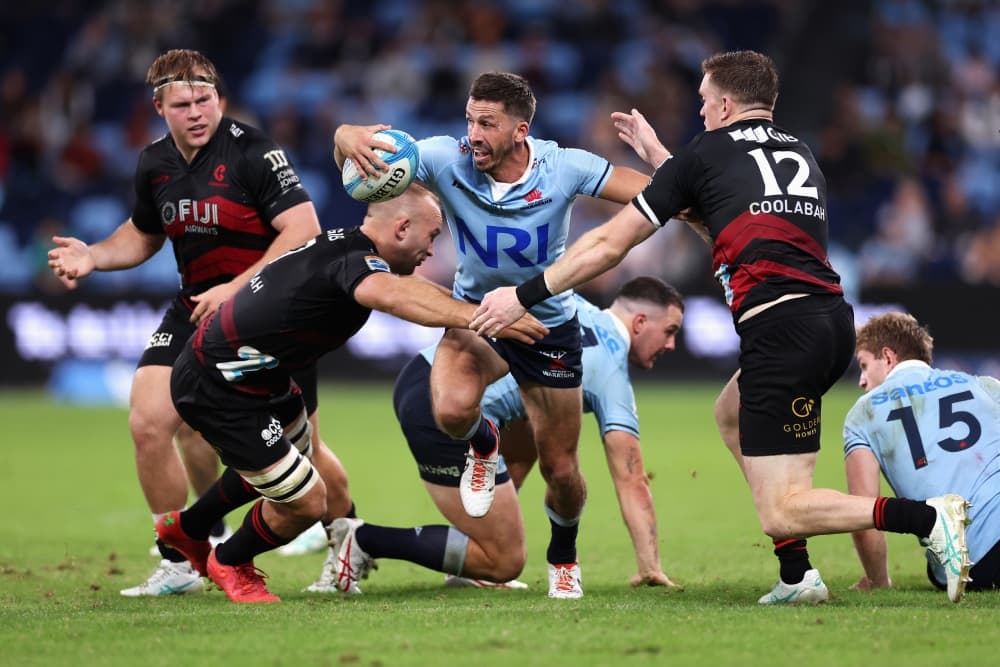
[394,216,411,240]
[514,119,529,142]
[152,96,165,118]
[631,313,647,334]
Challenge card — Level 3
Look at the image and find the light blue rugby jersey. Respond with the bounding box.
[419,296,639,438]
[416,135,613,328]
[843,360,1000,562]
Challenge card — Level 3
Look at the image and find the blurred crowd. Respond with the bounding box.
[1,0,998,301]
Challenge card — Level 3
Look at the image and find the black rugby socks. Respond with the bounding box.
[773,538,811,584]
[872,496,936,538]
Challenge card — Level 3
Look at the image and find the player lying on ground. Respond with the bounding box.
[311,278,684,595]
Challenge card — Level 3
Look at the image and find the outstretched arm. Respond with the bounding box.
[355,272,548,344]
[602,430,679,588]
[846,449,893,590]
[48,219,164,289]
[471,204,656,335]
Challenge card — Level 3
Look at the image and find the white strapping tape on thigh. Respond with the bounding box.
[243,448,318,503]
[285,410,313,458]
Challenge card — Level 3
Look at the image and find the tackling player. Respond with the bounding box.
[311,277,683,594]
[154,183,545,602]
[47,49,353,597]
[471,50,973,603]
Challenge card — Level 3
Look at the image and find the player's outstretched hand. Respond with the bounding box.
[189,282,240,324]
[488,310,548,345]
[630,571,683,589]
[471,286,527,338]
[48,235,95,289]
[611,108,670,168]
[334,123,395,178]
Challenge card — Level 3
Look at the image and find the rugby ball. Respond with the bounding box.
[342,129,419,203]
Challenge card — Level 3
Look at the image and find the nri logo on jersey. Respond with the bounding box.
[161,199,219,235]
[453,216,549,268]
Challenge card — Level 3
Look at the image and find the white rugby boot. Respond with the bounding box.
[329,518,375,595]
[547,562,583,599]
[922,494,973,603]
[120,559,204,597]
[459,420,500,518]
[758,568,829,605]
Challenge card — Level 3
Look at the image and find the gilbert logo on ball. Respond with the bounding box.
[342,129,419,203]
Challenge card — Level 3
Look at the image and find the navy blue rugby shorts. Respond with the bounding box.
[486,314,582,389]
[392,354,511,487]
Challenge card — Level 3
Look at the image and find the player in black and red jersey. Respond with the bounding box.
[153,183,545,602]
[471,50,972,604]
[47,49,353,598]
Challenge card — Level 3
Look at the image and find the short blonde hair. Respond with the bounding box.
[147,49,220,99]
[856,312,933,364]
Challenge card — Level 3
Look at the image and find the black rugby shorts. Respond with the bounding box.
[171,346,307,471]
[736,295,854,456]
[140,298,318,415]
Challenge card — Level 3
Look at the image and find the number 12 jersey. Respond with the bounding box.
[633,118,843,322]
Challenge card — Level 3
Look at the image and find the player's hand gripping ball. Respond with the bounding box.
[342,129,419,203]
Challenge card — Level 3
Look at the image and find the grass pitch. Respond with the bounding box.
[1,382,995,666]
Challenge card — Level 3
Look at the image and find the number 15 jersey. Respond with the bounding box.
[843,360,1000,563]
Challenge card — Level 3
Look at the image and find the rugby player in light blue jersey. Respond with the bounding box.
[307,278,684,594]
[844,312,1000,592]
[333,72,652,598]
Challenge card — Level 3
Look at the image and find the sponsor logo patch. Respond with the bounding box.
[540,350,576,379]
[210,163,229,188]
[261,417,283,447]
[365,255,390,272]
[145,332,173,349]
